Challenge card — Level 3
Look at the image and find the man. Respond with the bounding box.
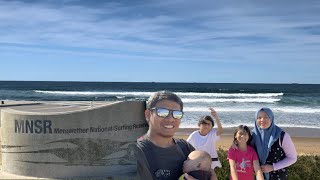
[136,91,195,179]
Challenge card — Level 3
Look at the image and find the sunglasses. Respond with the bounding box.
[149,107,184,120]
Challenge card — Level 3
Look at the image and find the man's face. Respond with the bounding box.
[145,99,182,138]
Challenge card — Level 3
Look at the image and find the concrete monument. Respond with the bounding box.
[1,101,148,178]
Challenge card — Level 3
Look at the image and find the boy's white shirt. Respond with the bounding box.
[187,129,222,169]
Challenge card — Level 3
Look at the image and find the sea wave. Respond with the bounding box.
[182,98,280,103]
[34,90,152,96]
[177,92,283,97]
[180,123,320,129]
[34,90,283,98]
[184,107,320,113]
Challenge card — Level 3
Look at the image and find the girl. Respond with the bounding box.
[228,125,263,180]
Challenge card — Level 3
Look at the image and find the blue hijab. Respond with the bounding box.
[252,108,282,179]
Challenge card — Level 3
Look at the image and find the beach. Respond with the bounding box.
[0,133,318,167]
[0,131,319,179]
[1,102,320,161]
[0,99,320,179]
[1,127,319,167]
[175,128,320,155]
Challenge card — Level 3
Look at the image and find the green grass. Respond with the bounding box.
[215,148,320,180]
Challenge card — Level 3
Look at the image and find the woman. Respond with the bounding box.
[252,108,297,180]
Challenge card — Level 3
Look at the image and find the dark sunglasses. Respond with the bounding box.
[149,107,184,120]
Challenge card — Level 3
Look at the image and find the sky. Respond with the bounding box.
[0,0,319,84]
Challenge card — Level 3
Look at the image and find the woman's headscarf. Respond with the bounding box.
[252,108,282,179]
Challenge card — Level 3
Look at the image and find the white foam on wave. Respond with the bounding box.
[177,92,283,97]
[34,90,152,96]
[34,90,282,98]
[182,98,281,103]
[273,107,320,113]
[180,123,320,129]
[184,107,255,112]
[184,107,320,113]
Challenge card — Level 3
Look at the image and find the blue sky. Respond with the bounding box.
[0,0,319,84]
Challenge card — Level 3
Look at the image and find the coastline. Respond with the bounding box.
[176,127,320,138]
[175,128,320,155]
[0,101,319,168]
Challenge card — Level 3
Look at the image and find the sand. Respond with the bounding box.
[0,127,319,168]
[0,126,319,179]
[0,101,319,168]
[175,128,320,155]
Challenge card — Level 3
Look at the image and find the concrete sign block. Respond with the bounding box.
[1,101,148,178]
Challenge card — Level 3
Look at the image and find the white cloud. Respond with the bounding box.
[0,0,319,66]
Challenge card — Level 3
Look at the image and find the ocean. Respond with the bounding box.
[0,81,319,129]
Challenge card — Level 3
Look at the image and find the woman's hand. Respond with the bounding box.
[260,164,274,173]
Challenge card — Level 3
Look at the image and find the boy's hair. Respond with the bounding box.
[233,125,252,146]
[146,90,183,110]
[198,115,214,127]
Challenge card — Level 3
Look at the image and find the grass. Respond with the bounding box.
[215,148,320,180]
[0,147,319,179]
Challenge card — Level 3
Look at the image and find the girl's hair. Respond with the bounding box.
[233,125,252,146]
[198,115,214,127]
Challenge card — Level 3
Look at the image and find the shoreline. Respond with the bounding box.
[175,128,320,155]
[176,127,320,138]
[1,101,320,167]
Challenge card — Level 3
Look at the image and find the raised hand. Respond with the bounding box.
[209,107,218,118]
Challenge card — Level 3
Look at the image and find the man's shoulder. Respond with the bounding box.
[175,138,195,152]
[175,138,192,145]
[137,138,151,149]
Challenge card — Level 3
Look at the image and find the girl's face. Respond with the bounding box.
[256,111,271,129]
[235,130,249,145]
[199,120,213,136]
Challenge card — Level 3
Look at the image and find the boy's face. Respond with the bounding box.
[199,120,213,136]
[182,151,201,173]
